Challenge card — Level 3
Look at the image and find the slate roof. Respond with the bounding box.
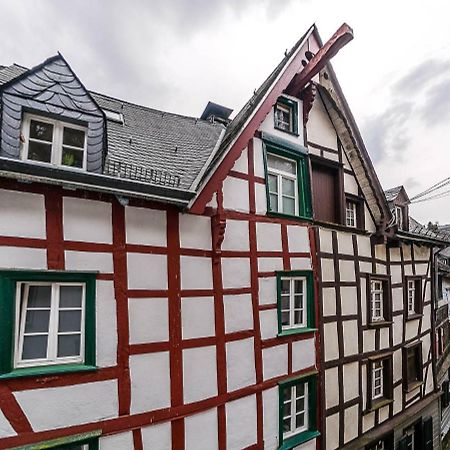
[0,64,225,191]
[384,186,403,202]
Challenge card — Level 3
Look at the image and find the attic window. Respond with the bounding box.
[21,114,87,170]
[103,109,124,124]
[274,97,298,135]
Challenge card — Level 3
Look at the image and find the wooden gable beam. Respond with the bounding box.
[286,23,354,97]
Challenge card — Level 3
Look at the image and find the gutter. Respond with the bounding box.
[0,158,195,207]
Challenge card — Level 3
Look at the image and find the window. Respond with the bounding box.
[274,97,298,135]
[22,114,87,169]
[399,418,433,450]
[403,343,423,391]
[441,380,450,412]
[366,433,394,450]
[0,271,96,378]
[345,200,357,228]
[395,205,403,228]
[405,276,422,317]
[264,143,311,219]
[277,271,315,335]
[367,275,391,325]
[278,374,319,448]
[367,356,393,410]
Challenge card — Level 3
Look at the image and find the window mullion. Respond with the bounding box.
[290,279,295,327]
[55,123,63,166]
[17,283,29,364]
[48,284,59,361]
[291,386,296,433]
[278,174,282,212]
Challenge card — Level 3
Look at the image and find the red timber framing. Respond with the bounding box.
[190,23,353,216]
[0,167,319,449]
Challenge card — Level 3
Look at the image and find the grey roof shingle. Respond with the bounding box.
[384,186,403,202]
[0,64,224,191]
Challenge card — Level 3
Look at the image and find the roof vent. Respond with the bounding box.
[200,101,233,125]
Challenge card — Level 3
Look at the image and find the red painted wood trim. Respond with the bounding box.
[132,428,143,450]
[112,200,131,416]
[129,342,170,355]
[45,190,65,270]
[166,208,184,450]
[0,385,33,433]
[281,224,291,271]
[0,236,47,248]
[63,241,112,252]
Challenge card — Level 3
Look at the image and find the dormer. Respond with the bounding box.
[384,185,410,231]
[0,54,105,173]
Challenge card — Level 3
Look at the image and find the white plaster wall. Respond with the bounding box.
[127,253,167,290]
[393,316,403,346]
[258,257,284,272]
[256,222,282,251]
[319,229,333,253]
[96,280,117,367]
[0,409,15,437]
[263,344,288,380]
[179,214,211,250]
[222,219,249,251]
[181,296,215,339]
[338,233,354,255]
[253,138,265,179]
[15,380,118,431]
[65,251,113,273]
[324,323,339,361]
[222,177,249,213]
[321,259,335,283]
[141,422,171,450]
[392,287,403,312]
[325,367,339,408]
[307,97,338,150]
[226,394,257,450]
[263,387,279,449]
[287,225,310,253]
[343,362,359,402]
[226,338,256,391]
[296,439,317,450]
[180,256,213,290]
[128,297,168,344]
[393,349,402,384]
[99,432,134,450]
[357,235,372,258]
[63,197,112,243]
[365,207,376,232]
[343,320,359,356]
[260,309,278,340]
[363,330,375,353]
[341,286,358,316]
[339,260,355,282]
[0,189,45,238]
[255,183,268,215]
[0,246,46,270]
[343,173,359,196]
[183,346,217,403]
[322,287,337,317]
[222,257,251,289]
[185,408,218,450]
[344,404,359,443]
[363,411,375,433]
[232,148,248,174]
[292,338,315,372]
[224,294,254,333]
[259,277,277,305]
[129,352,170,414]
[290,257,312,271]
[125,206,166,246]
[326,412,339,450]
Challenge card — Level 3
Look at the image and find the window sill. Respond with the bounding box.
[278,327,317,337]
[267,210,312,223]
[406,313,423,321]
[279,430,320,450]
[367,320,393,329]
[404,380,423,393]
[366,397,394,413]
[0,364,97,380]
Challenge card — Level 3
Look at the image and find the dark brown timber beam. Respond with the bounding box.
[286,23,354,96]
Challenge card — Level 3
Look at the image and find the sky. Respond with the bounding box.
[1,0,450,224]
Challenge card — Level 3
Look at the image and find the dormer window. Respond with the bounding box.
[274,97,298,135]
[395,205,404,229]
[22,114,87,170]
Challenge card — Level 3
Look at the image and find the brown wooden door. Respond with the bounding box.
[312,163,338,223]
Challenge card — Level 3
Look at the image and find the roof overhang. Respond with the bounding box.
[0,158,195,207]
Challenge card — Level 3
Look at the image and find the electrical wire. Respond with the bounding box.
[410,176,450,201]
[411,187,450,203]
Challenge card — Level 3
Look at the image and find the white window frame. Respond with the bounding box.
[372,360,384,400]
[345,200,357,228]
[14,281,86,368]
[267,153,298,215]
[407,280,416,315]
[21,113,88,170]
[395,205,404,229]
[280,276,307,330]
[371,280,384,322]
[282,382,309,439]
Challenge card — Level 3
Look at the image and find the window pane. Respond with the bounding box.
[283,417,291,432]
[269,193,278,212]
[294,294,303,309]
[282,178,295,196]
[25,310,50,333]
[28,141,52,163]
[281,280,290,295]
[62,148,84,168]
[27,286,52,307]
[282,197,295,215]
[295,413,305,429]
[268,174,278,193]
[60,286,83,308]
[294,280,304,294]
[57,334,81,357]
[267,154,295,174]
[281,311,290,326]
[29,120,53,142]
[59,310,82,332]
[53,445,85,450]
[283,401,291,417]
[63,127,85,148]
[296,383,305,396]
[296,397,305,412]
[22,335,48,360]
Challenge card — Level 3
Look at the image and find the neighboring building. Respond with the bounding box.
[0,22,448,450]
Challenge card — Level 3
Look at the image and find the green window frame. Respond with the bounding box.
[276,270,316,336]
[9,430,101,450]
[263,139,312,220]
[274,96,299,136]
[278,372,320,450]
[0,270,96,379]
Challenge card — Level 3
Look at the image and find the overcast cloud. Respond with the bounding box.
[1,0,450,224]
